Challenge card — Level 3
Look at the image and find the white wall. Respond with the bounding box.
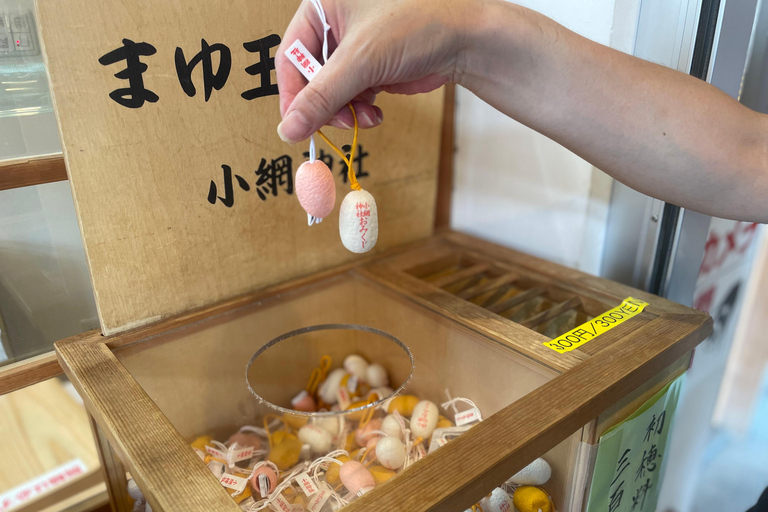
[451,0,641,275]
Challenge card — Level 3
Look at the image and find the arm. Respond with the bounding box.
[276,0,768,222]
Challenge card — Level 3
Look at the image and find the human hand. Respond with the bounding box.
[276,0,475,143]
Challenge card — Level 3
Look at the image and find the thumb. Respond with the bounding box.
[277,45,367,143]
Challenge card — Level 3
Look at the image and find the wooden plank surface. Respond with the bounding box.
[56,339,239,512]
[37,0,443,335]
[0,351,63,396]
[0,155,67,191]
[346,313,711,511]
[0,378,100,490]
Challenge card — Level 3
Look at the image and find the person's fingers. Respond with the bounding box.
[278,41,372,143]
[327,101,383,129]
[275,2,325,117]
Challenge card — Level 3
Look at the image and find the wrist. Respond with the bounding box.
[457,0,532,91]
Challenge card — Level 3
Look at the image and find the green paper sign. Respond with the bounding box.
[586,373,686,512]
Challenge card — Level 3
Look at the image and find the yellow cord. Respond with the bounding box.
[316,103,361,191]
[358,394,378,428]
[306,355,332,396]
[263,414,282,449]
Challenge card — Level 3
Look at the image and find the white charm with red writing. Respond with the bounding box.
[479,487,514,512]
[339,189,378,253]
[410,400,438,439]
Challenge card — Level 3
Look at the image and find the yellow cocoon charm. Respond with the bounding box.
[325,454,350,484]
[512,486,552,512]
[268,432,302,470]
[369,465,397,484]
[190,435,212,451]
[387,395,420,417]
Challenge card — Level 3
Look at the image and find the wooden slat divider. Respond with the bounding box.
[429,263,490,288]
[523,297,583,328]
[458,273,519,300]
[487,286,546,313]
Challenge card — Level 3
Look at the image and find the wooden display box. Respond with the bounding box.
[55,232,711,512]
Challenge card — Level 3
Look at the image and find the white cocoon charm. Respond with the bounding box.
[375,436,406,470]
[339,189,378,253]
[343,354,369,381]
[298,424,333,454]
[381,414,404,440]
[318,368,347,405]
[480,487,514,512]
[410,400,439,439]
[506,457,552,486]
[365,363,389,387]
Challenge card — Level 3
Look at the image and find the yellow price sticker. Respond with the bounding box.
[543,297,649,353]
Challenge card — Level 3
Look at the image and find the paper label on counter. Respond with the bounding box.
[0,459,87,512]
[543,297,649,353]
[296,472,319,496]
[270,493,293,512]
[284,40,322,81]
[307,485,332,512]
[219,474,248,493]
[205,445,227,460]
[455,407,482,426]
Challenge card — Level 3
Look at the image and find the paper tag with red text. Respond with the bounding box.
[219,474,247,493]
[231,446,254,462]
[285,40,322,81]
[455,407,482,427]
[308,485,332,512]
[270,493,293,512]
[337,386,351,411]
[296,472,319,497]
[205,445,227,460]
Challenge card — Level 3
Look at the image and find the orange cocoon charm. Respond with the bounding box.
[295,160,336,222]
[339,189,378,253]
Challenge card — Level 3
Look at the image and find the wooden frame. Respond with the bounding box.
[0,154,67,191]
[54,232,711,512]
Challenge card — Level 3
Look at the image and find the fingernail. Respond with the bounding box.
[277,110,311,143]
[359,112,374,127]
[329,117,353,130]
[375,112,383,124]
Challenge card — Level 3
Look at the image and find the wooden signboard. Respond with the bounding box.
[37,0,443,334]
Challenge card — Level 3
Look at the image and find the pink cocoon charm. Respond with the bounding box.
[250,466,278,497]
[339,460,376,495]
[295,160,336,221]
